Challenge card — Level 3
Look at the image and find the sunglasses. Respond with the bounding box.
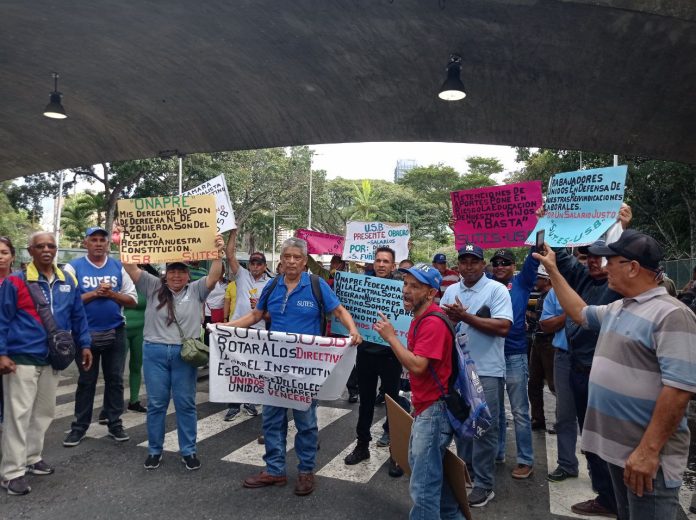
[491,259,513,267]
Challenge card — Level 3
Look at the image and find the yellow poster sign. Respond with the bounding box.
[118,194,219,264]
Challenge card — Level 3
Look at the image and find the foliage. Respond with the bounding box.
[60,192,101,247]
[0,182,35,250]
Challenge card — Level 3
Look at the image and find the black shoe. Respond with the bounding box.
[531,420,546,431]
[127,401,147,413]
[144,454,162,470]
[97,412,108,425]
[182,454,201,471]
[348,392,359,404]
[375,392,385,406]
[547,424,557,435]
[547,466,578,482]
[344,443,370,465]
[63,430,86,447]
[108,426,130,442]
[388,457,403,478]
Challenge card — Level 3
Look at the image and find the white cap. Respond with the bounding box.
[537,265,550,278]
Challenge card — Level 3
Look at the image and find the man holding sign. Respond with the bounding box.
[228,237,362,497]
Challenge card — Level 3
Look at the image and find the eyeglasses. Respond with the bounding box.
[32,243,57,250]
[491,260,513,267]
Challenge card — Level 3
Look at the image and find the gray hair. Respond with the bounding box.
[281,237,308,257]
[28,231,55,247]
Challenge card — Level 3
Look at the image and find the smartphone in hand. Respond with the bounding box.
[536,229,546,255]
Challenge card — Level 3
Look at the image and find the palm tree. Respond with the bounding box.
[349,180,383,220]
[60,194,98,246]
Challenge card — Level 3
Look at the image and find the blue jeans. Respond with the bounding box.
[554,349,579,474]
[142,342,198,456]
[263,402,318,476]
[408,400,464,520]
[456,376,503,490]
[608,464,680,520]
[497,354,534,465]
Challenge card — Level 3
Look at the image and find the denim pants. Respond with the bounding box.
[263,401,318,476]
[142,342,198,456]
[608,464,680,520]
[456,376,503,490]
[497,354,534,466]
[72,326,127,433]
[408,400,464,520]
[553,349,579,474]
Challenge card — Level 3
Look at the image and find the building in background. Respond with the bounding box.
[393,159,417,182]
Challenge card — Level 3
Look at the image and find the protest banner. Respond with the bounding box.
[450,181,542,249]
[118,194,218,264]
[341,221,410,262]
[295,229,345,256]
[208,325,356,410]
[526,165,627,247]
[330,271,412,346]
[183,174,236,232]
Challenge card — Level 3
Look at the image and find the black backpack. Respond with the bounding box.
[258,274,327,334]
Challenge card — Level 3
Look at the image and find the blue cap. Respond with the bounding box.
[85,226,108,237]
[457,243,484,260]
[399,262,442,289]
[432,253,447,264]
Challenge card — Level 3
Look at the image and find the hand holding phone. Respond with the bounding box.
[536,230,546,256]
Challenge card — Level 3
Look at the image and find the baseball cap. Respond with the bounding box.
[249,252,267,263]
[432,253,447,264]
[398,262,443,290]
[588,229,664,270]
[166,262,189,271]
[537,265,550,279]
[85,226,108,237]
[457,243,484,260]
[490,248,515,263]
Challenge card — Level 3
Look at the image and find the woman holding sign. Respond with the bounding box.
[121,234,225,472]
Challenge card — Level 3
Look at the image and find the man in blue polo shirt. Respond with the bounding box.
[226,237,362,497]
[440,243,513,508]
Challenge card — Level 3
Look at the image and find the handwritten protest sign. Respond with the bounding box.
[331,271,412,346]
[208,325,355,410]
[118,194,218,264]
[526,165,627,247]
[295,229,344,256]
[342,221,410,262]
[183,174,236,232]
[450,181,542,249]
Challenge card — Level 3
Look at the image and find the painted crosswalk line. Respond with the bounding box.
[221,406,350,467]
[545,431,595,518]
[317,419,392,483]
[55,382,104,398]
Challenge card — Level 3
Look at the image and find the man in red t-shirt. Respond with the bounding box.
[375,263,463,519]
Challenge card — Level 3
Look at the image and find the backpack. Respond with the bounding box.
[258,273,327,335]
[414,311,492,440]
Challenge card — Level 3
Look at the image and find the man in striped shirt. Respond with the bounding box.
[535,230,696,520]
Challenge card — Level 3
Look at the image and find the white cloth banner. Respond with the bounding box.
[183,174,236,232]
[209,325,356,411]
[342,221,410,262]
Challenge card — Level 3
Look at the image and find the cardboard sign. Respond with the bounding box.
[183,174,236,232]
[342,221,410,262]
[118,194,218,264]
[526,165,627,247]
[385,395,473,520]
[330,271,412,346]
[295,229,345,255]
[451,181,542,249]
[208,325,355,411]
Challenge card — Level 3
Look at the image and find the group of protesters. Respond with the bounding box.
[0,202,695,520]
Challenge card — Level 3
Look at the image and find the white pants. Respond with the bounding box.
[1,364,59,480]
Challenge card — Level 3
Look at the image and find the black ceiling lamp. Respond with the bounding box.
[43,72,67,119]
[438,54,466,101]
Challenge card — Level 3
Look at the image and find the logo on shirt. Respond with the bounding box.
[59,285,71,293]
[297,300,316,309]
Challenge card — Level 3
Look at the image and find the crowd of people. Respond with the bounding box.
[0,207,695,520]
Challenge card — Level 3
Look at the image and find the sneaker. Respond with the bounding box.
[108,426,130,442]
[388,457,404,478]
[344,443,370,465]
[144,454,162,470]
[224,406,241,421]
[127,401,147,413]
[495,456,505,464]
[511,464,534,479]
[181,454,201,471]
[468,487,495,508]
[242,403,258,417]
[547,466,578,482]
[1,476,31,495]
[26,460,54,476]
[375,391,385,406]
[376,432,390,447]
[571,498,617,518]
[63,429,86,447]
[98,412,108,425]
[531,419,546,431]
[348,391,359,404]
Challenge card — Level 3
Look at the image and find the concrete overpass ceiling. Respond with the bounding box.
[1,0,695,181]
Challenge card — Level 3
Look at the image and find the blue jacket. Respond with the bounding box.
[0,263,91,359]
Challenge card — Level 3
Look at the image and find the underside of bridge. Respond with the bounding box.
[1,0,695,181]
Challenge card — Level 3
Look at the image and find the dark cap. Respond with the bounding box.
[577,240,605,256]
[85,226,108,237]
[249,252,267,263]
[166,262,189,271]
[490,248,515,263]
[458,243,484,260]
[432,253,447,264]
[588,229,664,270]
[398,262,442,289]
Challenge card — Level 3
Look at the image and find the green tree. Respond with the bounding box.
[60,193,99,247]
[348,180,389,220]
[0,182,35,250]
